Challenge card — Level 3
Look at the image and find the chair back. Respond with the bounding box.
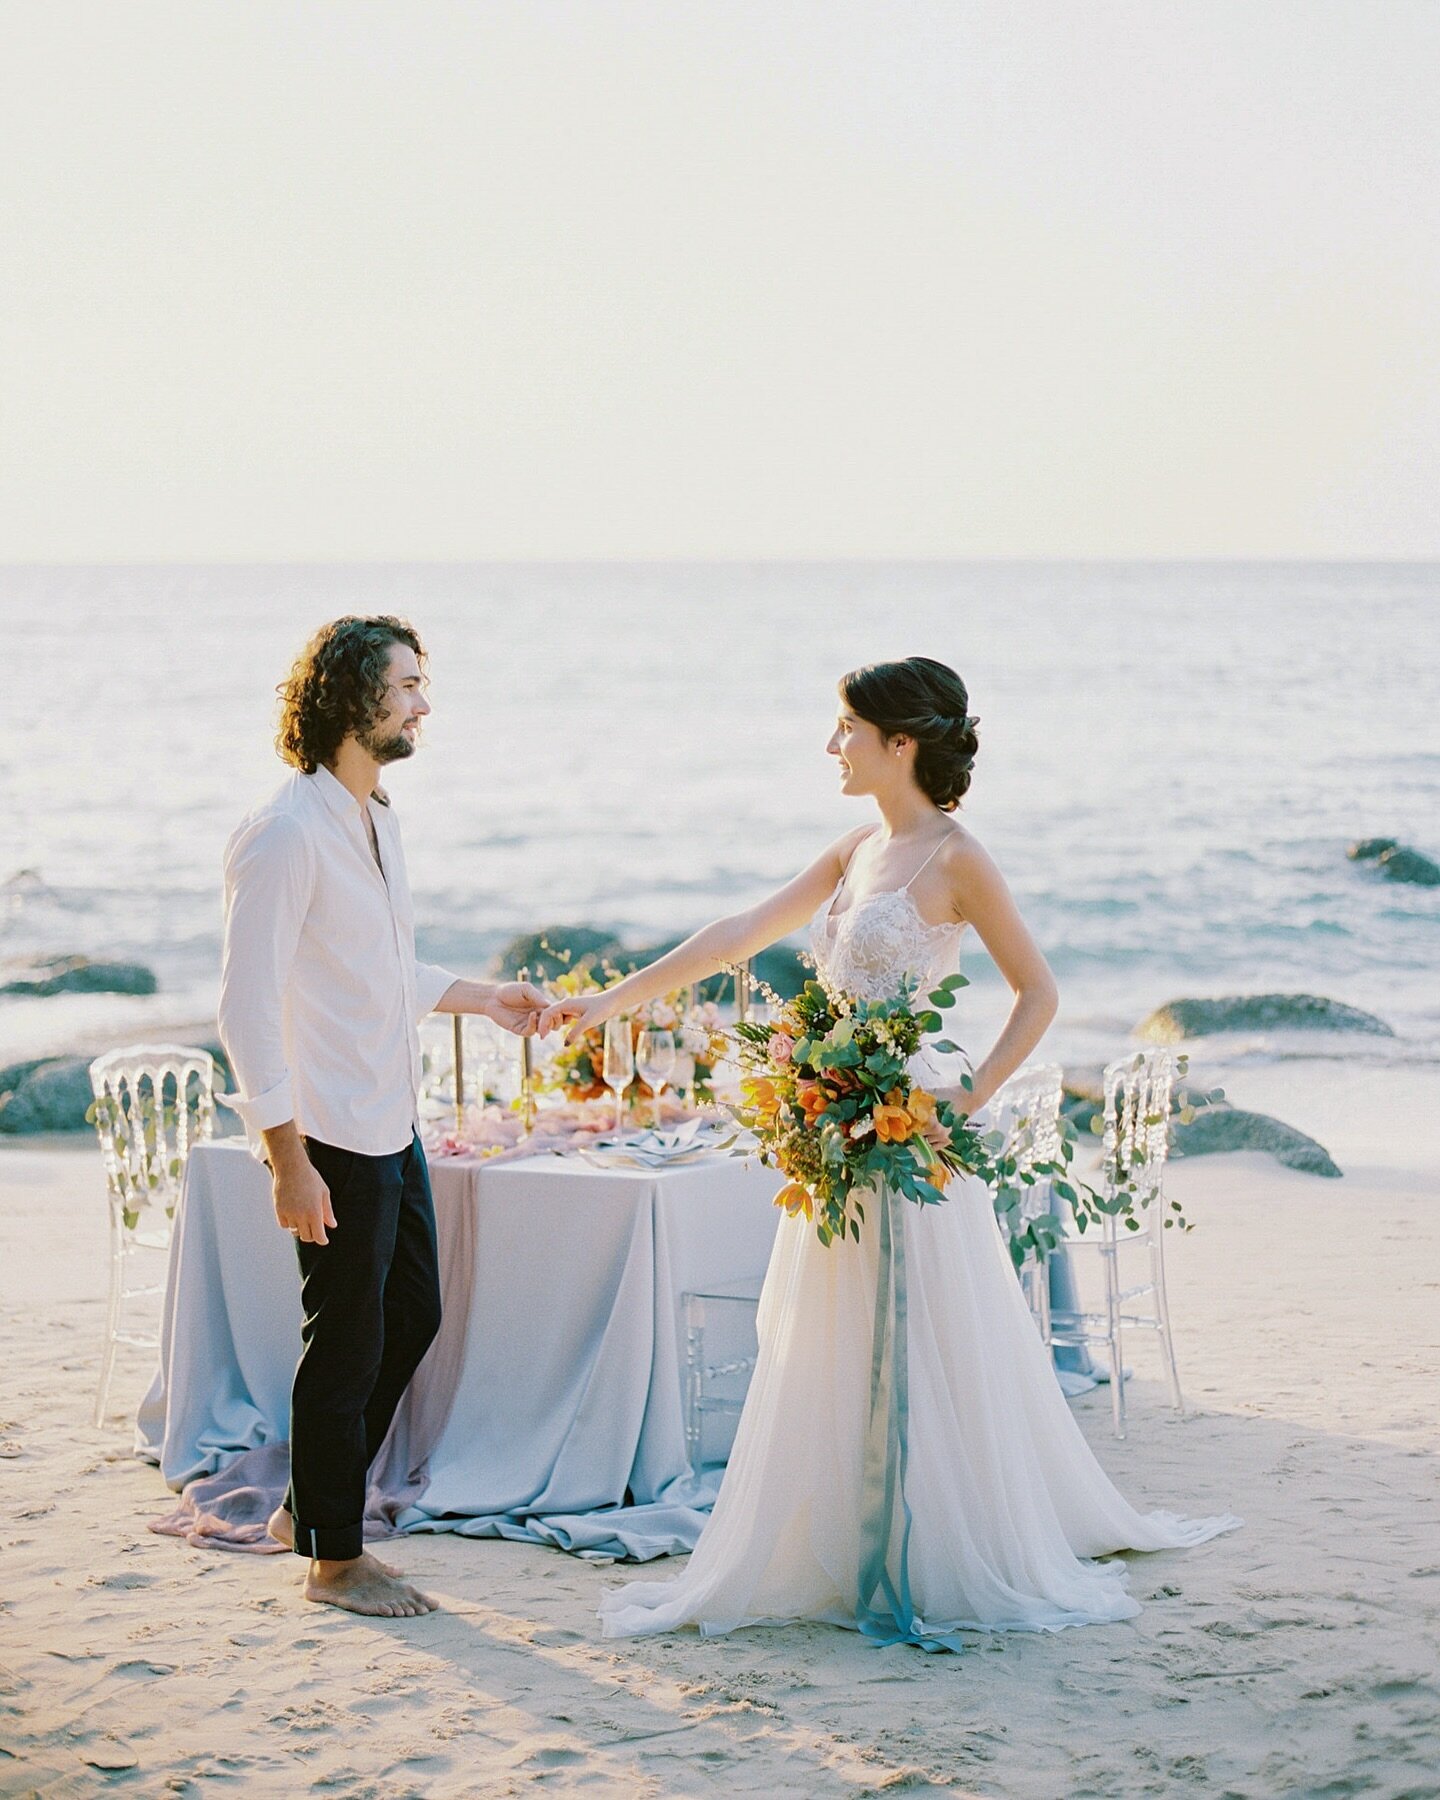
[87,1044,215,1230]
[1101,1048,1179,1235]
[990,1063,1064,1220]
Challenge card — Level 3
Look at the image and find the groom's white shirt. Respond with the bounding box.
[218,764,457,1159]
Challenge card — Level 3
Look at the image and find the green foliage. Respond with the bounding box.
[86,1076,212,1226]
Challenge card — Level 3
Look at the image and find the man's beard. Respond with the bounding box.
[361,723,417,764]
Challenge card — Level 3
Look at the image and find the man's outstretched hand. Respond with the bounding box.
[486,980,551,1036]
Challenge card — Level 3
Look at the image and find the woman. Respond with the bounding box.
[541,656,1239,1650]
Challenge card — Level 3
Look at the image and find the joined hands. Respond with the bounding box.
[486,979,553,1037]
[535,989,621,1045]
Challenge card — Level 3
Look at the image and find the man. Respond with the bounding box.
[218,615,547,1617]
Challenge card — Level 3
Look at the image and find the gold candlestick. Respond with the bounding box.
[518,965,537,1133]
[452,1013,465,1135]
[521,1036,536,1132]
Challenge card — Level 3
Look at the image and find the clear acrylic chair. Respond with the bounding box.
[987,1063,1065,1336]
[1046,1048,1184,1439]
[87,1044,215,1427]
[681,1274,765,1472]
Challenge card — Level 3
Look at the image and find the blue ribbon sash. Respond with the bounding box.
[854,1183,968,1654]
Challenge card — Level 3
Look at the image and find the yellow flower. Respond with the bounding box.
[908,1089,938,1128]
[741,1076,782,1125]
[775,1181,814,1219]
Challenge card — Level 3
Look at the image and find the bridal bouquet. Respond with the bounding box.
[727,964,1126,1261]
[726,967,1000,1247]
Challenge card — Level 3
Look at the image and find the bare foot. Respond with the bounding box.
[303,1552,438,1618]
[266,1507,402,1577]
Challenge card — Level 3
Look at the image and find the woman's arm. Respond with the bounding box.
[938,836,1059,1115]
[538,827,869,1040]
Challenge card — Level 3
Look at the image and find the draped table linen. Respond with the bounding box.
[138,1138,781,1560]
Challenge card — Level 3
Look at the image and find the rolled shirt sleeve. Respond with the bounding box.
[414,959,460,1022]
[217,811,314,1154]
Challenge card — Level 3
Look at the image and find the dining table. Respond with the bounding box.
[138,1134,782,1560]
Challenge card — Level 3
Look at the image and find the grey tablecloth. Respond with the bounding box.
[138,1139,781,1560]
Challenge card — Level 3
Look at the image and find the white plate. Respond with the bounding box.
[575,1121,736,1168]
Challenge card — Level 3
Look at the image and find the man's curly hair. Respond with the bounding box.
[276,616,427,773]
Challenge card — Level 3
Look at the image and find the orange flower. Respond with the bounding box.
[908,1089,938,1128]
[873,1103,915,1143]
[797,1082,830,1127]
[928,1157,953,1191]
[775,1181,814,1219]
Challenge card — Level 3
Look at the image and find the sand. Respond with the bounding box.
[1,1060,1437,1799]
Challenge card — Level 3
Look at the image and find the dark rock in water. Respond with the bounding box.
[610,939,726,1003]
[507,926,814,1005]
[0,1056,94,1133]
[1137,993,1393,1041]
[751,943,812,1000]
[1376,845,1440,887]
[1171,1107,1341,1177]
[200,1040,234,1089]
[1060,1069,1104,1135]
[611,939,810,1004]
[0,1057,54,1097]
[0,955,158,998]
[495,928,622,981]
[1346,837,1399,862]
[1060,1065,1225,1137]
[1346,837,1440,885]
[0,1036,234,1135]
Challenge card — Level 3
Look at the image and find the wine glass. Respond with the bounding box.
[602,1017,635,1136]
[418,1015,454,1122]
[636,1028,677,1130]
[466,1014,498,1115]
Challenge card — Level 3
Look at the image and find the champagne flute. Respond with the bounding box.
[602,1017,635,1136]
[636,1028,677,1130]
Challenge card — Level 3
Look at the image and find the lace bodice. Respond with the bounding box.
[808,885,965,1004]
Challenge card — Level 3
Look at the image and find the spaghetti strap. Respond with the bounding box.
[824,827,882,926]
[838,825,882,888]
[903,830,956,890]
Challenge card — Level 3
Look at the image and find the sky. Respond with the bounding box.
[1,1,1437,562]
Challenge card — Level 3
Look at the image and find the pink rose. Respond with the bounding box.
[768,1032,795,1065]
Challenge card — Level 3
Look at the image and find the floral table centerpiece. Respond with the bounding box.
[541,962,727,1114]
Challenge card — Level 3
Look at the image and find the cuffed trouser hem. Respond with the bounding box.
[291,1517,364,1562]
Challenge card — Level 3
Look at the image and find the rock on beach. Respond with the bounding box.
[0,1057,96,1134]
[1137,994,1394,1041]
[1170,1108,1342,1177]
[1060,1069,1340,1177]
[0,1040,233,1135]
[0,955,158,998]
[495,928,622,982]
[495,927,811,1002]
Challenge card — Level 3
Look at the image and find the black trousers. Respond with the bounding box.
[284,1132,442,1561]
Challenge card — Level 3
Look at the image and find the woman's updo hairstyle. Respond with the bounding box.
[840,655,979,811]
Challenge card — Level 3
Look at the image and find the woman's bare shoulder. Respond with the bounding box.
[934,821,1010,915]
[821,822,876,875]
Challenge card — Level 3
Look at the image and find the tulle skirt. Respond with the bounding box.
[599,1168,1240,1645]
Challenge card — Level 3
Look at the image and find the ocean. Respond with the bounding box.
[1,561,1436,1076]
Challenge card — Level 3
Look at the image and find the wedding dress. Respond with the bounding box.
[599,843,1240,1650]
